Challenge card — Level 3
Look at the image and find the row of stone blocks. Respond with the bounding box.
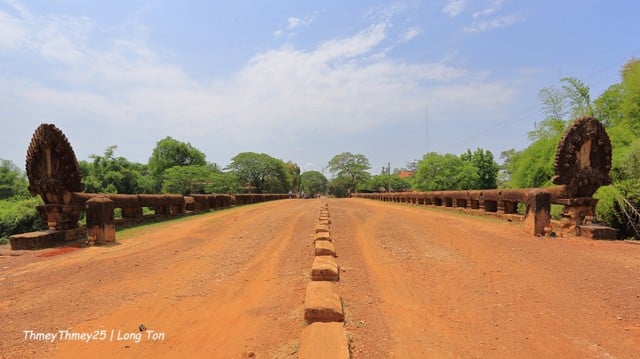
[299,201,350,359]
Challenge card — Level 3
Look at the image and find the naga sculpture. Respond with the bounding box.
[552,116,612,198]
[26,124,84,230]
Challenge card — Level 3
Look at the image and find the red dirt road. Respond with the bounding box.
[1,198,639,358]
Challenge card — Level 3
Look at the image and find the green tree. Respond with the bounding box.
[529,76,593,143]
[619,59,640,135]
[148,137,206,191]
[299,171,328,196]
[227,152,291,193]
[592,59,640,238]
[460,148,499,189]
[326,152,371,193]
[0,197,43,243]
[80,146,152,194]
[206,172,243,194]
[538,86,569,124]
[359,174,412,192]
[413,153,478,191]
[498,149,516,188]
[529,86,568,142]
[161,165,213,195]
[506,76,596,190]
[594,84,623,127]
[285,161,301,192]
[327,176,352,198]
[0,159,29,199]
[561,77,593,119]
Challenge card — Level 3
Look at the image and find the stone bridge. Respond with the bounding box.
[10,116,615,249]
[354,116,615,239]
[9,124,287,250]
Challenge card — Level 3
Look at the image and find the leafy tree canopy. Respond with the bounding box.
[206,172,243,194]
[285,161,301,192]
[413,152,478,191]
[358,174,412,193]
[80,146,153,194]
[327,176,352,198]
[327,152,371,193]
[162,165,212,195]
[300,170,328,196]
[227,152,291,193]
[460,148,499,189]
[148,137,206,191]
[0,159,29,199]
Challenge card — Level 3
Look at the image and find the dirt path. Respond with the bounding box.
[1,198,639,358]
[1,199,317,358]
[332,198,640,358]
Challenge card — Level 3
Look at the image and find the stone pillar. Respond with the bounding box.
[86,197,115,245]
[524,191,551,236]
[37,204,81,230]
[555,198,598,234]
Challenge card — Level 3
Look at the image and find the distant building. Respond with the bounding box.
[398,171,414,179]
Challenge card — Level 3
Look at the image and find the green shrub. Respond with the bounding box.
[0,197,43,241]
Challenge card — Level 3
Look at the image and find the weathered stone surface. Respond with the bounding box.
[577,225,617,240]
[552,116,612,197]
[9,229,85,250]
[86,196,115,245]
[304,281,344,323]
[315,240,336,256]
[524,191,551,236]
[26,124,84,203]
[298,322,350,359]
[318,219,331,226]
[319,216,331,224]
[311,256,339,281]
[320,210,329,217]
[315,224,330,233]
[314,232,331,242]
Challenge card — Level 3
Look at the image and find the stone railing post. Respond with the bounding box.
[86,196,115,245]
[524,190,551,236]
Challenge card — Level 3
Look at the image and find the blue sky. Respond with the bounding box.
[1,0,638,176]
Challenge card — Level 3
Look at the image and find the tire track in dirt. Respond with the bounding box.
[2,199,317,358]
[333,199,444,358]
[333,198,640,358]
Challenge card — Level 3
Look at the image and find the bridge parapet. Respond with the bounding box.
[9,124,288,250]
[354,116,616,239]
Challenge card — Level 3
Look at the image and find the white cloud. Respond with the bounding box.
[442,0,468,17]
[365,3,406,22]
[315,22,387,61]
[472,0,504,19]
[0,10,27,48]
[463,1,522,33]
[33,21,86,63]
[288,15,313,30]
[0,4,517,149]
[400,26,423,43]
[464,14,523,33]
[288,17,301,29]
[274,15,314,39]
